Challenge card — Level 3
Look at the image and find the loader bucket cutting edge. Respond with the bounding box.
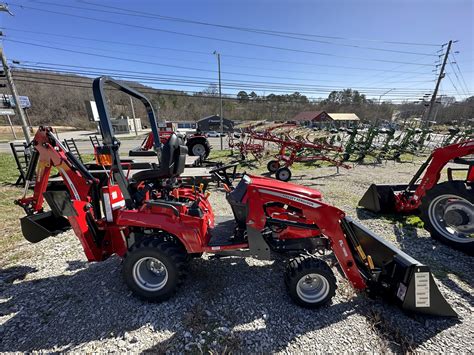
[358,184,413,213]
[345,218,457,317]
[20,211,71,243]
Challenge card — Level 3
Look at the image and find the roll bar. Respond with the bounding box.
[92,76,162,208]
[92,76,162,154]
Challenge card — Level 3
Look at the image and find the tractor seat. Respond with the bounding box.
[132,133,187,182]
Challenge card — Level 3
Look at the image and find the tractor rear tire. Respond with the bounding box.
[187,138,211,159]
[276,167,292,182]
[420,181,474,255]
[267,160,280,173]
[123,239,187,301]
[285,256,336,308]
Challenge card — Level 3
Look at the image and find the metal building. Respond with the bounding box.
[197,115,234,132]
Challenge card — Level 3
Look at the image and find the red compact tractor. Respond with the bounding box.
[16,77,456,317]
[130,130,211,159]
[359,140,474,255]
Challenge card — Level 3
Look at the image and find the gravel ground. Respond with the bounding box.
[0,161,473,353]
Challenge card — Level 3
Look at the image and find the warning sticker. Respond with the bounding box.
[415,272,430,307]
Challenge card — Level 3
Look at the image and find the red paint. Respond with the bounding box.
[395,139,474,212]
[18,126,373,293]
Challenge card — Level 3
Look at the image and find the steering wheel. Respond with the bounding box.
[209,162,239,186]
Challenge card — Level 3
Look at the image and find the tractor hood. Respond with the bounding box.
[247,174,322,200]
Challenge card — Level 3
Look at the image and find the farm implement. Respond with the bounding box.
[228,130,266,161]
[238,124,349,181]
[15,77,456,317]
[359,139,474,254]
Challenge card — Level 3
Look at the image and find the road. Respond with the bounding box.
[0,130,230,154]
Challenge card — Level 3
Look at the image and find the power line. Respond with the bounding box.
[8,3,436,66]
[14,71,431,98]
[1,27,438,75]
[28,0,440,56]
[7,35,433,81]
[17,62,435,92]
[449,60,468,96]
[14,76,428,103]
[446,73,462,97]
[451,51,472,95]
[78,0,439,47]
[12,64,439,95]
[4,40,438,92]
[353,54,437,88]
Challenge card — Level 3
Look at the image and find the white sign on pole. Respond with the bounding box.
[0,108,15,115]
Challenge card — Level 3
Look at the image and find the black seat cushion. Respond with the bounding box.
[132,133,187,182]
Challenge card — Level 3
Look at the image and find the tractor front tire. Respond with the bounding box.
[267,160,280,173]
[420,181,474,255]
[275,167,292,182]
[285,256,336,308]
[123,239,187,301]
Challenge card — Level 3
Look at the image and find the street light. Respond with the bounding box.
[213,50,223,150]
[377,88,395,123]
[378,88,395,104]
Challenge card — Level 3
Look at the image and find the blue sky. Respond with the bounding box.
[0,0,472,102]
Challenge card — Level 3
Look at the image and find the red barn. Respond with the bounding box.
[289,111,331,126]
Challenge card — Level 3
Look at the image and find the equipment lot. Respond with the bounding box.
[0,155,472,353]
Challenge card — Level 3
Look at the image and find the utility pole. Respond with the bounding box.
[0,4,31,143]
[129,96,138,136]
[424,40,452,126]
[0,47,31,143]
[214,51,223,150]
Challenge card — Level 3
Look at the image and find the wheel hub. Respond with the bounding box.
[192,143,205,156]
[133,257,169,291]
[442,199,474,233]
[296,273,330,303]
[429,194,474,241]
[444,208,470,227]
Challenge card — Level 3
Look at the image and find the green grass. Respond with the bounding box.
[0,186,25,261]
[380,213,424,230]
[0,153,30,261]
[0,153,20,184]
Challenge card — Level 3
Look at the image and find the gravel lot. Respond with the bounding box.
[0,160,473,353]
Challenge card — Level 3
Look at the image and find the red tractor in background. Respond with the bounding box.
[15,77,456,317]
[130,129,211,159]
[359,140,474,255]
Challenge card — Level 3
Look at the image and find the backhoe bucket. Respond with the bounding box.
[20,211,70,243]
[345,218,457,317]
[358,184,411,213]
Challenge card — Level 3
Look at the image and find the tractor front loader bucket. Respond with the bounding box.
[358,184,413,213]
[20,211,70,243]
[344,218,457,317]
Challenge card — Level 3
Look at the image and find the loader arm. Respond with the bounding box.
[249,181,457,316]
[401,139,474,210]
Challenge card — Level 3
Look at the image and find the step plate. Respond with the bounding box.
[208,217,245,247]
